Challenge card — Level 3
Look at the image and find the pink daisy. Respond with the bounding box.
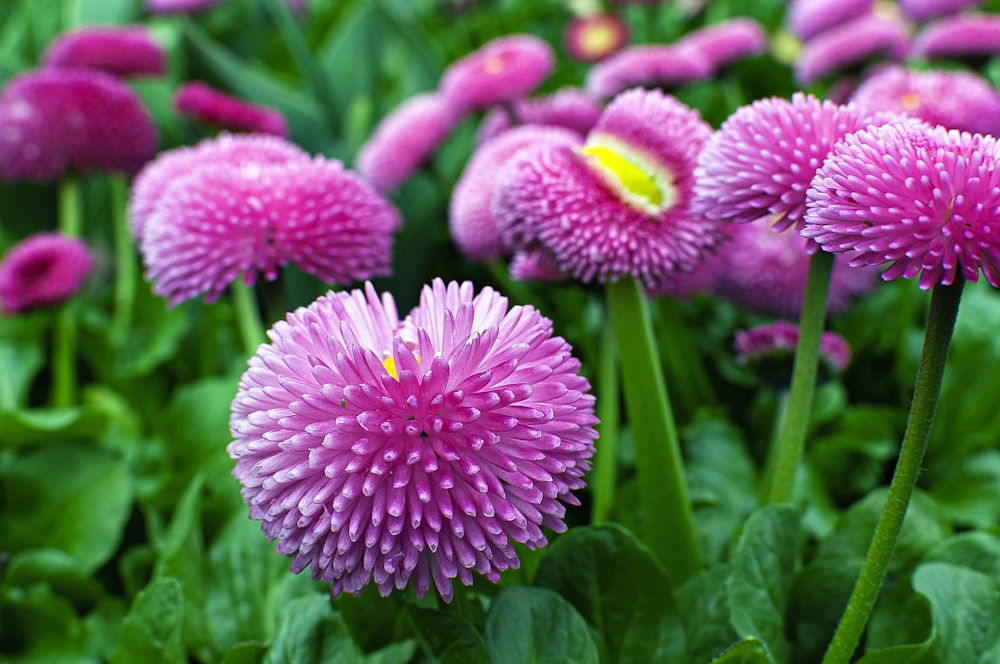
[229,279,597,600]
[0,233,94,315]
[673,17,768,70]
[0,68,157,181]
[475,87,602,145]
[786,0,875,41]
[910,13,1000,59]
[439,35,554,111]
[494,88,716,290]
[140,156,401,305]
[355,93,462,192]
[174,81,288,137]
[795,14,911,84]
[803,123,1000,289]
[850,65,1000,136]
[898,0,983,21]
[42,25,165,78]
[693,92,901,233]
[735,321,852,376]
[564,12,629,63]
[145,0,223,12]
[450,125,582,262]
[585,44,713,99]
[508,248,567,282]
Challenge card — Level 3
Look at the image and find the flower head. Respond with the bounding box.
[229,279,597,600]
[850,65,1000,136]
[564,12,629,63]
[0,68,157,181]
[451,125,582,262]
[673,18,768,70]
[693,92,899,232]
[795,14,910,84]
[42,25,165,78]
[898,0,983,22]
[509,248,567,282]
[803,123,1000,289]
[139,154,401,305]
[585,44,712,99]
[355,93,462,192]
[475,87,602,145]
[439,35,554,111]
[174,81,288,137]
[495,88,715,290]
[734,321,851,386]
[0,233,94,314]
[787,0,875,41]
[145,0,223,12]
[910,13,1000,59]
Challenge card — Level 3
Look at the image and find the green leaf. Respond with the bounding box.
[0,337,44,411]
[407,605,489,664]
[922,530,1000,578]
[677,564,740,663]
[220,642,268,664]
[912,562,1000,664]
[725,504,800,664]
[484,586,599,664]
[1,548,103,611]
[930,451,1000,528]
[110,577,185,664]
[787,557,862,663]
[264,595,364,664]
[533,524,685,664]
[0,442,131,573]
[709,637,773,664]
[364,640,418,664]
[856,642,932,664]
[0,406,112,449]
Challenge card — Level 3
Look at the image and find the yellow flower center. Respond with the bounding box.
[900,92,921,112]
[582,145,663,207]
[382,355,399,380]
[580,23,617,55]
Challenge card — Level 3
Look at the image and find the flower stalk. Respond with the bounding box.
[52,176,83,407]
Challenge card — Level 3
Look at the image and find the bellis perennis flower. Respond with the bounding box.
[0,232,94,315]
[229,279,598,600]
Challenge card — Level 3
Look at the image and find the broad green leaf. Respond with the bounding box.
[710,637,773,664]
[533,524,685,664]
[265,595,364,664]
[726,504,800,664]
[787,557,862,663]
[365,640,418,664]
[407,605,489,664]
[0,406,111,449]
[922,530,1000,578]
[0,338,44,411]
[484,586,599,664]
[677,564,740,663]
[220,642,268,664]
[912,562,1000,664]
[857,642,931,664]
[930,451,1000,528]
[0,581,90,661]
[1,548,103,611]
[110,577,185,664]
[0,442,130,573]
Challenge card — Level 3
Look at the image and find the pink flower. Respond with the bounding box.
[0,68,157,181]
[355,93,461,192]
[0,233,94,314]
[475,87,602,145]
[564,12,629,63]
[174,81,288,137]
[450,125,582,262]
[734,321,852,378]
[786,0,875,40]
[229,279,597,600]
[146,0,223,13]
[693,92,900,232]
[139,152,401,305]
[508,248,567,282]
[42,25,165,78]
[673,17,768,70]
[850,65,1000,136]
[585,44,713,99]
[910,13,1000,59]
[494,88,716,290]
[795,14,911,84]
[898,0,983,22]
[439,34,554,111]
[803,123,1000,289]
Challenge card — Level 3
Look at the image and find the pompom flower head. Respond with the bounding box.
[495,87,715,290]
[355,93,461,192]
[146,0,223,13]
[136,137,401,305]
[42,25,165,78]
[475,87,602,145]
[910,13,1000,60]
[174,81,288,137]
[803,123,1000,289]
[0,68,157,181]
[735,320,851,387]
[787,0,875,41]
[898,0,983,22]
[794,14,910,84]
[850,65,1000,136]
[228,279,598,600]
[693,92,900,233]
[673,18,768,70]
[439,34,554,111]
[0,232,94,315]
[585,45,712,99]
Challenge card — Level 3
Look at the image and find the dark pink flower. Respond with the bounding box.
[803,123,1000,289]
[174,81,288,137]
[585,44,713,98]
[439,34,554,111]
[673,17,768,70]
[146,0,223,12]
[795,14,911,84]
[42,25,165,78]
[850,65,1000,136]
[734,320,852,381]
[140,154,401,305]
[787,0,875,40]
[564,12,629,63]
[495,88,716,290]
[355,93,462,192]
[475,87,603,145]
[693,92,900,232]
[0,233,94,314]
[451,125,582,262]
[0,68,157,181]
[910,13,1000,59]
[229,279,597,600]
[508,247,567,282]
[898,0,983,22]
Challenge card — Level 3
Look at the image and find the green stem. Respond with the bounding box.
[764,250,835,504]
[758,389,790,502]
[109,175,136,347]
[59,176,82,238]
[591,321,619,525]
[821,278,964,664]
[231,279,267,357]
[606,278,702,583]
[657,296,715,421]
[51,177,84,407]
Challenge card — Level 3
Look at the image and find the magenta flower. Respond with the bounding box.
[735,321,851,375]
[508,247,567,282]
[129,132,309,239]
[803,123,1000,289]
[795,14,911,84]
[0,68,157,182]
[355,93,461,192]
[439,35,554,111]
[229,279,598,600]
[494,88,716,290]
[898,0,983,21]
[786,0,875,41]
[910,13,1000,59]
[174,81,288,137]
[0,233,94,315]
[693,92,900,233]
[139,154,401,305]
[585,44,712,99]
[850,65,1000,136]
[475,87,602,145]
[451,125,582,262]
[145,0,223,12]
[673,17,768,70]
[564,12,629,63]
[42,25,165,78]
